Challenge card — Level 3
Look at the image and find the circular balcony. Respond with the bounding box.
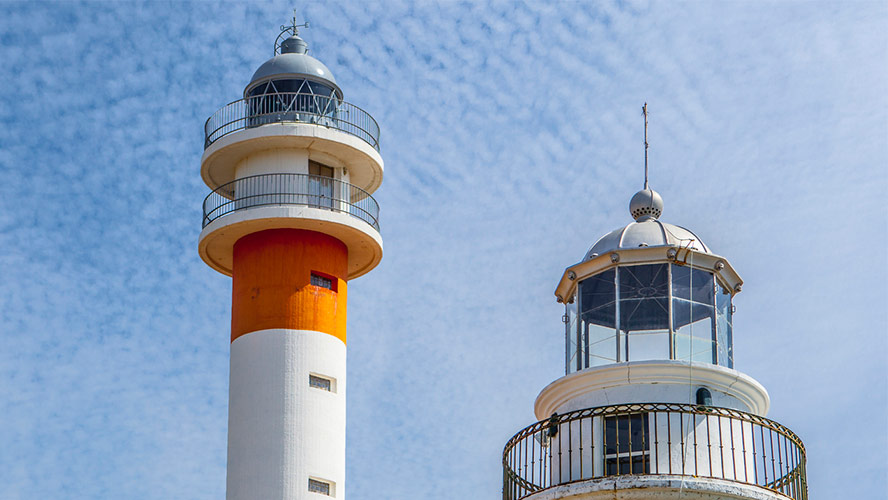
[503,403,807,500]
[204,93,380,152]
[202,173,379,231]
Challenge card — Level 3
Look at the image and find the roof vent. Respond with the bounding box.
[280,35,308,54]
[629,188,664,221]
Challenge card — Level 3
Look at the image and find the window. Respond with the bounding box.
[309,374,333,392]
[308,478,332,496]
[308,161,335,209]
[604,413,650,475]
[310,273,334,290]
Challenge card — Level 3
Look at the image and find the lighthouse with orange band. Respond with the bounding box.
[198,20,383,500]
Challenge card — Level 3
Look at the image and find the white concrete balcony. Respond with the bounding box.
[198,172,383,279]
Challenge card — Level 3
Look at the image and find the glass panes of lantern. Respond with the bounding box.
[247,79,340,127]
[567,263,733,372]
[619,264,669,361]
[672,266,716,364]
[716,284,734,368]
[576,269,617,372]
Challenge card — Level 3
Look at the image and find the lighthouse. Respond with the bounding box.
[198,20,382,499]
[502,112,807,500]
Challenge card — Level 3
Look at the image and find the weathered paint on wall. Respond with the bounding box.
[231,228,348,343]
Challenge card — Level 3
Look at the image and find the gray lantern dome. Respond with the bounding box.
[584,188,710,259]
[245,34,342,98]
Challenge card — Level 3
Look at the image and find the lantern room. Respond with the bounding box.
[243,29,343,128]
[554,188,744,374]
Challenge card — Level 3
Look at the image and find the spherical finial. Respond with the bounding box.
[629,188,664,221]
[280,35,308,54]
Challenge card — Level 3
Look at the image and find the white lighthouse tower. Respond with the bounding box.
[502,109,807,500]
[198,19,383,499]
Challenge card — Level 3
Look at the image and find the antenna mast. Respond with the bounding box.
[281,8,310,34]
[642,102,649,190]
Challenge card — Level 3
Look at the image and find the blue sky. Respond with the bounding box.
[0,1,885,499]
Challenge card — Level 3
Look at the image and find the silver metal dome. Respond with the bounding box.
[584,189,710,259]
[584,220,710,259]
[245,35,341,97]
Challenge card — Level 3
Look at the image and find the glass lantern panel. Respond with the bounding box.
[565,299,579,374]
[627,329,670,360]
[578,269,617,370]
[263,79,306,93]
[716,286,734,368]
[579,269,616,328]
[305,80,329,95]
[619,264,669,332]
[671,265,715,305]
[673,299,716,363]
[619,297,669,332]
[588,322,618,367]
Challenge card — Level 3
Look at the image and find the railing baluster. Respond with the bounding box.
[652,411,658,475]
[679,411,685,475]
[590,415,595,478]
[578,415,583,479]
[693,412,699,476]
[566,418,571,483]
[770,428,777,490]
[760,425,768,486]
[705,412,712,477]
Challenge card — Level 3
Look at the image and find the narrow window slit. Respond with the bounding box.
[311,272,335,291]
[308,478,332,495]
[309,374,333,392]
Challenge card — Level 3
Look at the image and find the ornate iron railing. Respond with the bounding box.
[204,92,380,151]
[503,403,806,500]
[202,173,379,231]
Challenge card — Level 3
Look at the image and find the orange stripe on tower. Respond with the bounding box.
[231,228,348,343]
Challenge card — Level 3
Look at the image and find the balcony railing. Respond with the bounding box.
[202,173,380,231]
[204,92,380,151]
[503,403,807,500]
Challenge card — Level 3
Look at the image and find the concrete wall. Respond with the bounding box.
[227,329,346,500]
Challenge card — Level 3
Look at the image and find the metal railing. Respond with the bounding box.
[204,92,380,151]
[202,173,380,231]
[503,403,806,500]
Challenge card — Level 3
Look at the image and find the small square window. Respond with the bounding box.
[604,413,650,476]
[311,273,335,291]
[309,374,333,392]
[308,478,332,496]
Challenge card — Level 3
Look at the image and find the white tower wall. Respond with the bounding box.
[535,361,770,418]
[235,148,310,178]
[227,329,346,500]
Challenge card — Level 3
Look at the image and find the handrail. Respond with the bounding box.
[204,92,380,151]
[202,173,380,231]
[503,402,807,500]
